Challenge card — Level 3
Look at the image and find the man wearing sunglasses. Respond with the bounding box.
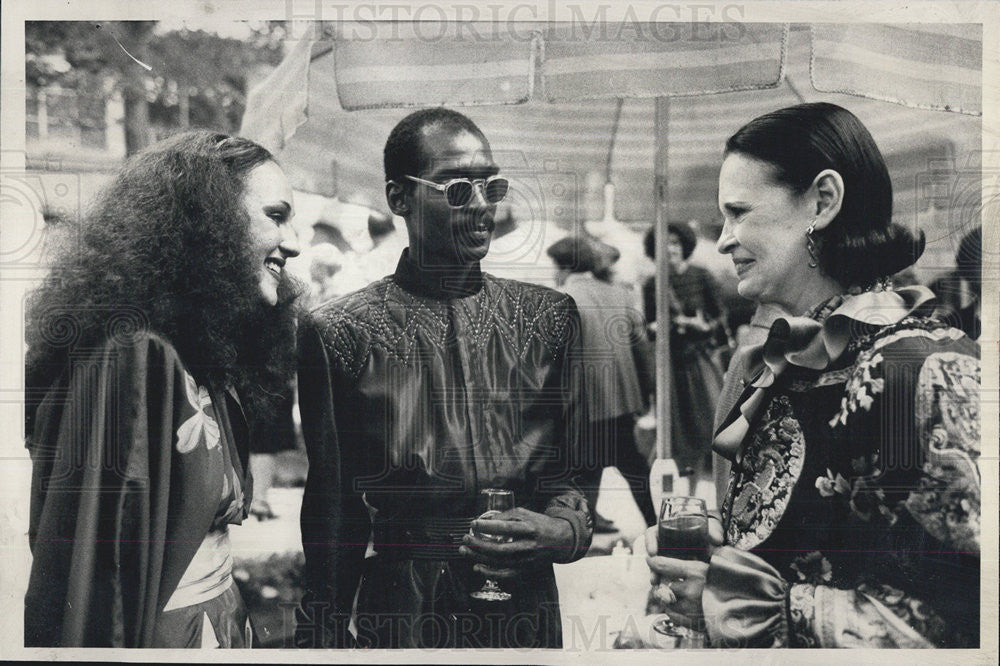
[296,108,593,649]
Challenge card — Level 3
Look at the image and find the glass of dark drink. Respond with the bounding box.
[657,496,709,562]
[652,496,710,643]
[469,488,515,602]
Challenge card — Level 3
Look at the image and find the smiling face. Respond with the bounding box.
[243,160,300,306]
[403,126,498,267]
[716,152,821,311]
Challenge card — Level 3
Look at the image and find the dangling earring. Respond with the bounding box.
[806,220,820,268]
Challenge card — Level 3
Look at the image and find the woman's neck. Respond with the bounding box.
[780,274,845,317]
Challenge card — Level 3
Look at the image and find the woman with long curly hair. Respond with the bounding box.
[23,131,301,647]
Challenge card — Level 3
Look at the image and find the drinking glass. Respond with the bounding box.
[657,496,709,561]
[469,488,514,602]
[653,496,709,640]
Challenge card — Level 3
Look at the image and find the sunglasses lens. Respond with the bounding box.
[484,178,509,204]
[444,181,474,207]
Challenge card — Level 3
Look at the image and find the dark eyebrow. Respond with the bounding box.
[264,201,292,217]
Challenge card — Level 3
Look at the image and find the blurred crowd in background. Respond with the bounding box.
[22,20,984,524]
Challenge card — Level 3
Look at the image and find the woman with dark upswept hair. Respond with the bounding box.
[644,103,980,648]
[24,130,302,647]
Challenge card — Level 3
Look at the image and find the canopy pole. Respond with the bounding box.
[605,98,624,183]
[654,97,672,461]
[601,98,625,224]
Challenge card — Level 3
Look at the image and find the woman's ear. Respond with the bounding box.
[811,169,844,232]
[386,180,410,217]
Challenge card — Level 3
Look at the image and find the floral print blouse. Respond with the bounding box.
[176,372,246,528]
[705,288,980,648]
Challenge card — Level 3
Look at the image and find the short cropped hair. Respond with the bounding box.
[725,102,924,288]
[547,236,597,273]
[383,107,488,184]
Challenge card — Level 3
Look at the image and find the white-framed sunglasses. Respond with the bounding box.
[405,174,509,208]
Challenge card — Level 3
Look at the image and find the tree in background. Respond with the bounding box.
[26,21,285,155]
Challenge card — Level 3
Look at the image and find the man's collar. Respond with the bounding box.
[393,248,485,299]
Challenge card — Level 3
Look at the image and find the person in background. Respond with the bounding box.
[642,222,727,486]
[589,238,621,284]
[360,208,407,285]
[646,102,980,648]
[928,226,981,340]
[23,131,302,647]
[308,242,346,306]
[295,107,591,649]
[247,383,299,521]
[548,235,658,531]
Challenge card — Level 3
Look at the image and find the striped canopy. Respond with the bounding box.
[241,22,984,279]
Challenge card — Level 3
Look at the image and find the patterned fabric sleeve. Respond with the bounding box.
[824,332,981,648]
[705,328,981,648]
[902,349,980,555]
[704,547,960,648]
[537,294,594,563]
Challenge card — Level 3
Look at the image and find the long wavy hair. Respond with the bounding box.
[25,130,303,432]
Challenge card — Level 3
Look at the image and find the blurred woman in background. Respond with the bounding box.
[549,235,657,530]
[643,222,727,485]
[24,131,301,647]
[646,103,980,648]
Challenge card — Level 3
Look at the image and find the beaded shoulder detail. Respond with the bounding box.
[310,275,576,380]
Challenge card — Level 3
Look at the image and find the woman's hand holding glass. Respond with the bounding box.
[644,500,724,628]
